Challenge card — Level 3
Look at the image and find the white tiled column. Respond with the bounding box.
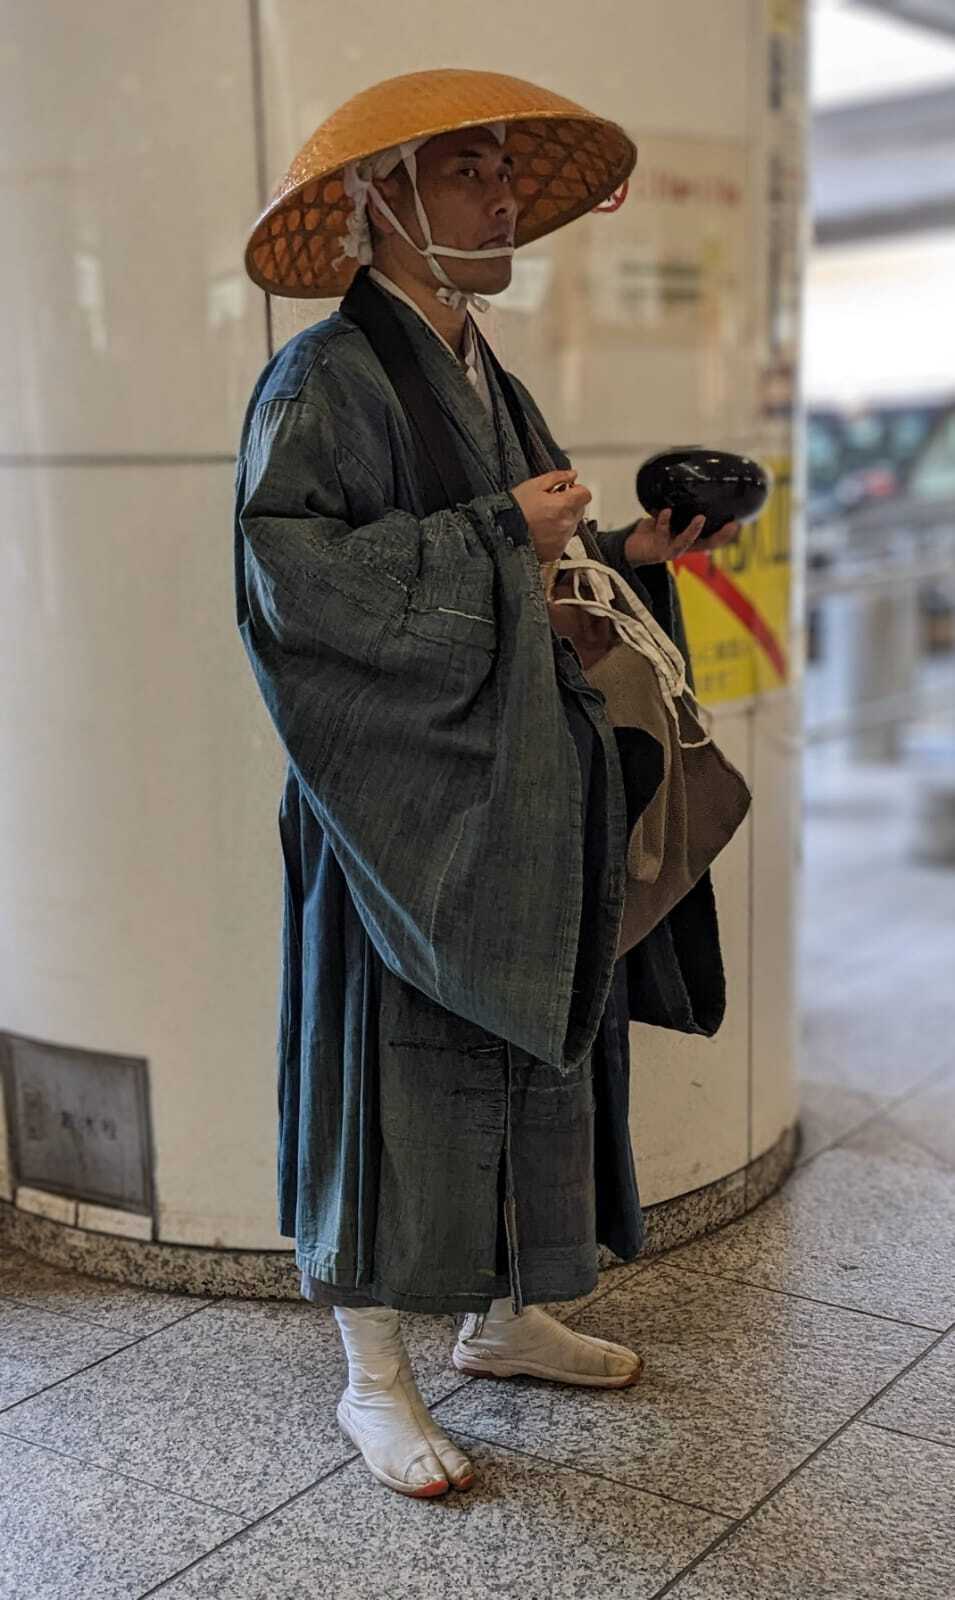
[263,0,806,1206]
[0,2,284,1248]
[0,0,805,1256]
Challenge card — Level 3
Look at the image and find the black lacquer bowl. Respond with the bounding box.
[636,447,773,540]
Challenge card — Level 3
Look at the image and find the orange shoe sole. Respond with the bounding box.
[409,1475,452,1498]
[337,1405,452,1498]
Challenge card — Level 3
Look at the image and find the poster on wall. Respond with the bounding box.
[490,130,758,444]
[581,134,749,349]
[673,454,793,703]
[758,0,808,423]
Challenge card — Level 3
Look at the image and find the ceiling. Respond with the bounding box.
[811,1,955,245]
[856,0,955,40]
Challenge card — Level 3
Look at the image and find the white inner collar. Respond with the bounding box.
[367,267,479,374]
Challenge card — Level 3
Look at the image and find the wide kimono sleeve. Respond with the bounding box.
[506,369,729,1040]
[233,385,595,1068]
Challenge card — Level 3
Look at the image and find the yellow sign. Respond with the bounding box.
[769,0,804,34]
[672,456,792,703]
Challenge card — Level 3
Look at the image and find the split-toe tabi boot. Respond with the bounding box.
[334,1305,475,1497]
[453,1298,643,1388]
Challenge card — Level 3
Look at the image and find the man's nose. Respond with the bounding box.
[490,185,517,224]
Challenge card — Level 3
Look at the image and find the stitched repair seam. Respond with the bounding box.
[434,606,495,625]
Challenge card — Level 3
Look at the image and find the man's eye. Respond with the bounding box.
[458,166,512,181]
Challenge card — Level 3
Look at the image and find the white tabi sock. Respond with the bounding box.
[333,1305,474,1496]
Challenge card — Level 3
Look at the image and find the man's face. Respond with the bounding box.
[370,127,518,295]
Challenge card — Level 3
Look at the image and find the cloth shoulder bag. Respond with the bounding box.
[552,527,751,956]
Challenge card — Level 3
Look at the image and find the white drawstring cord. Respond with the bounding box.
[549,535,714,750]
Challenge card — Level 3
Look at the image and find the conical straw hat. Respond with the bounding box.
[244,67,637,298]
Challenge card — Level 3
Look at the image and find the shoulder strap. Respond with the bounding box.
[338,267,475,517]
[474,327,538,466]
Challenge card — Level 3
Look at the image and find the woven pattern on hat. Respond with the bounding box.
[244,69,636,299]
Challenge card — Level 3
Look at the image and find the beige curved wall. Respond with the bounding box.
[0,0,805,1254]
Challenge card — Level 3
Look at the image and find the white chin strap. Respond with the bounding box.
[333,124,514,313]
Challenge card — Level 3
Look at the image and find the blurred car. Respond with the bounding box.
[888,400,955,654]
[807,397,951,527]
[806,395,955,659]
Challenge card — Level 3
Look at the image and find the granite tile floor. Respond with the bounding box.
[1,752,954,1598]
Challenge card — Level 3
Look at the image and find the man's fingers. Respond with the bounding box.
[695,520,742,548]
[553,483,591,516]
[672,514,707,548]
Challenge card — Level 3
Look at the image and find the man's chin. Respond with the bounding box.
[466,261,514,297]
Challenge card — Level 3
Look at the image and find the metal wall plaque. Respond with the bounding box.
[0,1031,154,1216]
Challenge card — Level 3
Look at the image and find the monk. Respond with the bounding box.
[235,70,740,1500]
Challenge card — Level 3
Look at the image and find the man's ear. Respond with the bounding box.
[367,171,402,238]
[367,195,392,239]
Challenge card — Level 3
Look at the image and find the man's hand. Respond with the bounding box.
[546,575,618,670]
[623,507,742,565]
[545,504,741,671]
[510,470,593,565]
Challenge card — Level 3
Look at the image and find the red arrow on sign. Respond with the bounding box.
[673,551,788,682]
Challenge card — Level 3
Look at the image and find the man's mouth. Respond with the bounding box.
[481,234,513,248]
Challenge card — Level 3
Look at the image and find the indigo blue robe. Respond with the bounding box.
[233,288,726,1313]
